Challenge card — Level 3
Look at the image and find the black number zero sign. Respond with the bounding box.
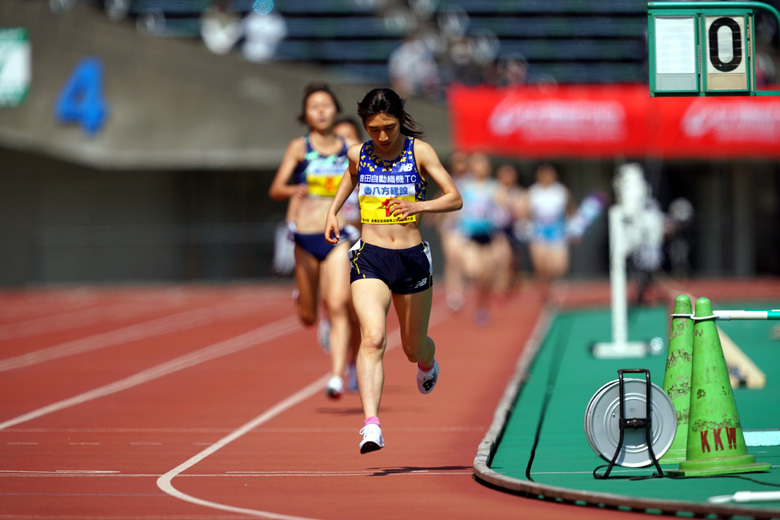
[708,17,742,72]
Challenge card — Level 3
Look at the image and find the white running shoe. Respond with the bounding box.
[446,293,464,312]
[359,424,384,454]
[417,360,439,394]
[326,375,343,400]
[317,317,331,354]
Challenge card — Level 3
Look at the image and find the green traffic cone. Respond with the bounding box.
[668,297,771,477]
[659,295,693,465]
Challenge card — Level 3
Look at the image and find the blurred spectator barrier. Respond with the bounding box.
[449,83,780,159]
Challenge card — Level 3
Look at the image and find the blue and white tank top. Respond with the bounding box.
[458,177,499,237]
[293,135,349,198]
[528,181,567,242]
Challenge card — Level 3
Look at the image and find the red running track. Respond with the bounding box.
[2,280,776,519]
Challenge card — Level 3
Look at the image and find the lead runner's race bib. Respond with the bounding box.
[359,167,418,224]
[357,138,424,225]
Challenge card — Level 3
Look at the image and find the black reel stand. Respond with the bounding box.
[593,369,664,480]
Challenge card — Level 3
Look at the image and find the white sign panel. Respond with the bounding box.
[654,17,697,74]
[0,28,31,107]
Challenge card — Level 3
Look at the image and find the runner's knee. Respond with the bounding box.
[360,327,386,352]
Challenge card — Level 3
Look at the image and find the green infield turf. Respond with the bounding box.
[484,302,780,518]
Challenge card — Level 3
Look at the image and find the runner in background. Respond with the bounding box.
[334,116,363,148]
[268,83,358,399]
[324,87,462,454]
[493,162,526,299]
[332,116,364,392]
[436,150,470,312]
[457,153,502,326]
[523,162,575,299]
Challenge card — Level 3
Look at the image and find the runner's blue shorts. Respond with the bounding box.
[348,240,433,294]
[293,230,346,262]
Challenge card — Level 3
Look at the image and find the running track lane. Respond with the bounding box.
[5,281,772,519]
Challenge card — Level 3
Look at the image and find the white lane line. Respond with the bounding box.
[5,427,239,433]
[0,300,177,342]
[0,289,99,321]
[223,471,473,477]
[0,510,241,520]
[253,426,484,433]
[0,316,301,432]
[0,289,279,342]
[0,510,239,519]
[0,470,121,476]
[0,469,472,479]
[157,375,330,520]
[55,470,119,474]
[156,303,448,520]
[0,300,274,373]
[4,425,482,434]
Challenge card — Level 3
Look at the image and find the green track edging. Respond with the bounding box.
[474,303,780,519]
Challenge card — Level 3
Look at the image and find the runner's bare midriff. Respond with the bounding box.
[360,220,423,249]
[297,197,343,234]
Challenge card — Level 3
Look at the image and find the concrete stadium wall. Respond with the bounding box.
[0,148,286,286]
[2,148,778,287]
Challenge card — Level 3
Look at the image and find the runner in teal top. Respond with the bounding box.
[268,83,359,400]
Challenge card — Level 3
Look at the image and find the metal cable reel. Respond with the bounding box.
[584,369,677,478]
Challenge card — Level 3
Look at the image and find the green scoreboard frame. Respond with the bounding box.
[648,1,780,96]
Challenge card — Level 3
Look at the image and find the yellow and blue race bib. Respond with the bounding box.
[357,137,427,224]
[294,136,349,198]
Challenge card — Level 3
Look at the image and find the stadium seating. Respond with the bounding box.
[108,0,649,85]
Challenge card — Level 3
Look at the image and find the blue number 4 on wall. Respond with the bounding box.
[54,57,109,135]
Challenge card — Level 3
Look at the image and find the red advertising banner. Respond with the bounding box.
[448,84,780,159]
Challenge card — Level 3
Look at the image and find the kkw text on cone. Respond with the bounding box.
[668,297,770,477]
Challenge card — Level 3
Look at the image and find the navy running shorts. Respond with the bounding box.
[293,230,345,262]
[348,240,433,294]
[467,232,493,246]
